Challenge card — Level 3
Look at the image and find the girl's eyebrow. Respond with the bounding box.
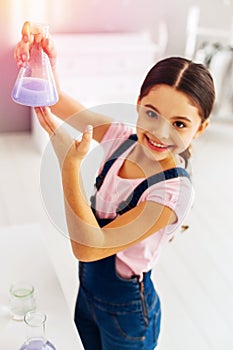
[145,104,160,114]
[172,116,192,123]
[144,104,192,123]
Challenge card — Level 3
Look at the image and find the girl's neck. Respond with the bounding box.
[119,143,178,179]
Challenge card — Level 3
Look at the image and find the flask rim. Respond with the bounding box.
[24,310,47,327]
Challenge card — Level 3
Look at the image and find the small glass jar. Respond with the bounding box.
[19,311,56,350]
[9,282,36,321]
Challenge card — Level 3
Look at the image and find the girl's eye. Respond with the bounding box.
[146,110,159,119]
[173,121,186,129]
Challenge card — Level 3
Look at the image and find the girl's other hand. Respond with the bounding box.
[14,21,57,68]
[34,107,93,166]
[34,106,59,136]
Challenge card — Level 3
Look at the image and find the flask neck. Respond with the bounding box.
[29,23,49,66]
[24,311,46,341]
[29,41,45,67]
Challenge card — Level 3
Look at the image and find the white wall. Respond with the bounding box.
[0,0,232,132]
[0,1,28,132]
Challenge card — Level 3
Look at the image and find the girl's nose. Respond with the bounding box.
[152,117,171,140]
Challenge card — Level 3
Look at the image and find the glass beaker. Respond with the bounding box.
[11,23,58,107]
[19,311,56,350]
[9,282,36,321]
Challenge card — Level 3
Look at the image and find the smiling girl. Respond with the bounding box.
[15,23,215,350]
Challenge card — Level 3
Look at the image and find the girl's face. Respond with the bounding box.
[136,84,209,162]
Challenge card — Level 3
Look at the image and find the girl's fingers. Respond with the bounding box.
[21,22,34,45]
[41,37,57,67]
[34,107,53,135]
[34,107,59,136]
[22,21,41,42]
[17,22,44,64]
[75,125,93,156]
[14,42,29,66]
[85,124,93,136]
[18,22,57,69]
[21,21,31,42]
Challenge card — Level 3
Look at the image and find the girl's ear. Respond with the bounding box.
[194,119,210,139]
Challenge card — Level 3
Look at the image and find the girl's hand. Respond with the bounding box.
[34,107,93,167]
[14,21,57,68]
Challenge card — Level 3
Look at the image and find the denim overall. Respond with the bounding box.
[74,135,190,350]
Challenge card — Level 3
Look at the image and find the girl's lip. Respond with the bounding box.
[145,135,169,152]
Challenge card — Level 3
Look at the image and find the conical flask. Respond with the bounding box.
[12,24,58,107]
[19,311,56,350]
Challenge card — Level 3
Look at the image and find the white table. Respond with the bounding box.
[0,223,83,349]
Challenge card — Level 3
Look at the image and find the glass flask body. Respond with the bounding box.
[19,311,56,350]
[12,24,58,107]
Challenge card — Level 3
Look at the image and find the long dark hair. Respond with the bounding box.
[139,57,215,165]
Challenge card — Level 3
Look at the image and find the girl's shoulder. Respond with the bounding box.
[100,122,136,159]
[101,122,135,142]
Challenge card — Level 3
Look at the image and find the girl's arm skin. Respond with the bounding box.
[36,107,177,262]
[14,21,112,143]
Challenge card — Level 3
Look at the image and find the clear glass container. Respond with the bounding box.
[19,311,56,350]
[9,282,36,321]
[11,23,58,107]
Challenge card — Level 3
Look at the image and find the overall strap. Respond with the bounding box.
[116,167,190,215]
[95,134,138,190]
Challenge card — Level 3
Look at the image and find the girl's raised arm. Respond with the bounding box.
[14,21,112,143]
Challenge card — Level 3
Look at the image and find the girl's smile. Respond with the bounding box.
[145,134,170,152]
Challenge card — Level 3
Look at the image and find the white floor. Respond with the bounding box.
[0,117,233,349]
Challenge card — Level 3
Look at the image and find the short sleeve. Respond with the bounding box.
[139,176,194,235]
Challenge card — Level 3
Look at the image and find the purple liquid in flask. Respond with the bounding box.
[20,339,56,350]
[12,77,58,107]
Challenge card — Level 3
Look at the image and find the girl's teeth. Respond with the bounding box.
[149,139,166,148]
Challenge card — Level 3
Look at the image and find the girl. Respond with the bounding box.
[15,22,215,350]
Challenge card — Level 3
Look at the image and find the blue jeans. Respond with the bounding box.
[74,255,161,349]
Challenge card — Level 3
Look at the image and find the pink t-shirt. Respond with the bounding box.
[94,122,194,280]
